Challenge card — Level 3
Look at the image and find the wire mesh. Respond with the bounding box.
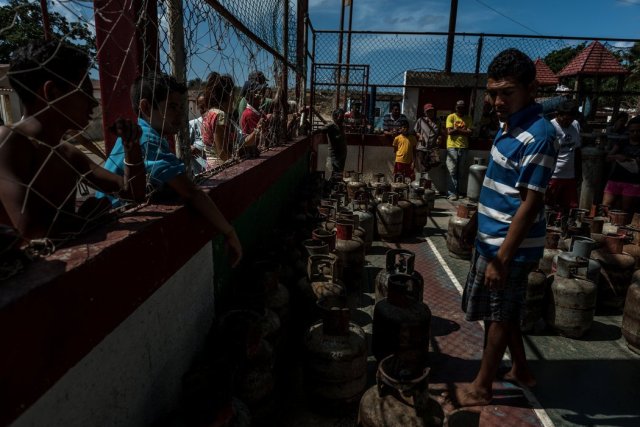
[0,0,301,251]
[311,30,640,122]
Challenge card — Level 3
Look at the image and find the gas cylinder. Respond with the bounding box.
[256,260,290,325]
[351,190,375,250]
[591,234,636,309]
[546,254,597,338]
[334,220,365,289]
[622,271,640,354]
[218,310,276,411]
[342,170,355,184]
[296,254,345,326]
[304,295,367,406]
[376,192,404,241]
[375,249,424,303]
[358,355,444,427]
[396,188,414,236]
[446,203,477,260]
[390,173,409,195]
[566,236,601,284]
[539,229,563,275]
[336,210,366,245]
[410,172,427,191]
[347,172,367,201]
[421,179,436,211]
[312,227,336,252]
[302,238,329,257]
[408,186,429,234]
[370,173,391,204]
[372,274,431,363]
[466,157,487,203]
[609,210,629,226]
[521,269,547,333]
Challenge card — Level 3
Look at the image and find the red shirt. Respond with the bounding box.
[240,105,262,135]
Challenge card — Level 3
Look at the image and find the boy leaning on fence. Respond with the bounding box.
[0,40,146,240]
[98,73,242,267]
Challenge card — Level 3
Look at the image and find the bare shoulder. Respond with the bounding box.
[0,126,36,167]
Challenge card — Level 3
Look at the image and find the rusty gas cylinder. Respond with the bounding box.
[546,254,597,338]
[256,260,290,325]
[347,172,367,201]
[409,186,429,234]
[337,210,367,245]
[390,173,409,195]
[446,203,477,260]
[622,271,640,354]
[312,227,336,252]
[591,234,636,309]
[609,210,629,226]
[521,269,547,333]
[304,295,367,407]
[351,190,375,250]
[372,274,431,363]
[590,216,606,235]
[396,188,415,236]
[376,192,404,241]
[421,178,436,211]
[334,220,365,289]
[297,254,344,307]
[539,229,563,275]
[370,173,391,204]
[375,249,424,303]
[303,238,329,257]
[358,355,443,427]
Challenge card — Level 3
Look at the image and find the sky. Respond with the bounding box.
[308,0,640,40]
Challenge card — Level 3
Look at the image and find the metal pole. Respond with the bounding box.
[167,0,191,173]
[296,0,308,105]
[343,0,354,109]
[444,0,458,73]
[335,0,346,109]
[40,0,52,41]
[281,0,289,142]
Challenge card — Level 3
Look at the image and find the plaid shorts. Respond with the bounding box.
[461,250,537,322]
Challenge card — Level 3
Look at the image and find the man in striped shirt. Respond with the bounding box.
[449,49,558,407]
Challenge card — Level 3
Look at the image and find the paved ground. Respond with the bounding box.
[281,196,640,427]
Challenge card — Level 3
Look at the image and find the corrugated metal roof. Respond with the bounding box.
[558,41,628,77]
[534,59,559,86]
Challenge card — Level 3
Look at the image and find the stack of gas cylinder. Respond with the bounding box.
[519,206,640,348]
[359,249,443,426]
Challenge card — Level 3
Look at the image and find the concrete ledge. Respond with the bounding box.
[0,138,312,426]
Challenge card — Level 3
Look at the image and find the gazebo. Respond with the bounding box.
[534,59,559,87]
[557,40,629,118]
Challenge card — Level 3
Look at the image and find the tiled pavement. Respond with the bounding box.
[282,196,640,427]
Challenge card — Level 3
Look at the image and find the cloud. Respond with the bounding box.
[613,41,635,48]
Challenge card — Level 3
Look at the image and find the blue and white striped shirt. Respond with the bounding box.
[476,103,558,262]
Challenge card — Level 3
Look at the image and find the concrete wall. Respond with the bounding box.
[11,244,215,427]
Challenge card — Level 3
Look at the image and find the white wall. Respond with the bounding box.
[318,143,489,195]
[12,243,215,427]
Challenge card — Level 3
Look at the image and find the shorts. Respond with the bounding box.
[393,162,415,181]
[461,251,537,322]
[604,180,640,198]
[545,178,579,210]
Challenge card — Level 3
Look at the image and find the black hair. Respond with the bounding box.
[390,102,401,110]
[8,39,90,104]
[487,48,536,86]
[556,100,578,115]
[130,73,187,114]
[203,72,234,109]
[627,115,640,127]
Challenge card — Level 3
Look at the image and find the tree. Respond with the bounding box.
[543,43,586,74]
[0,0,95,63]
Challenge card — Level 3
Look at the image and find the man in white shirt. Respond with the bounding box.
[546,100,581,212]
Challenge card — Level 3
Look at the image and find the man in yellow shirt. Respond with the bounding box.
[392,127,417,181]
[446,100,473,200]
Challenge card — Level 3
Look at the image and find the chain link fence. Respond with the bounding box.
[311,29,640,127]
[0,0,302,251]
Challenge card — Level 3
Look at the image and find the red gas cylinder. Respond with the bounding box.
[446,203,477,259]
